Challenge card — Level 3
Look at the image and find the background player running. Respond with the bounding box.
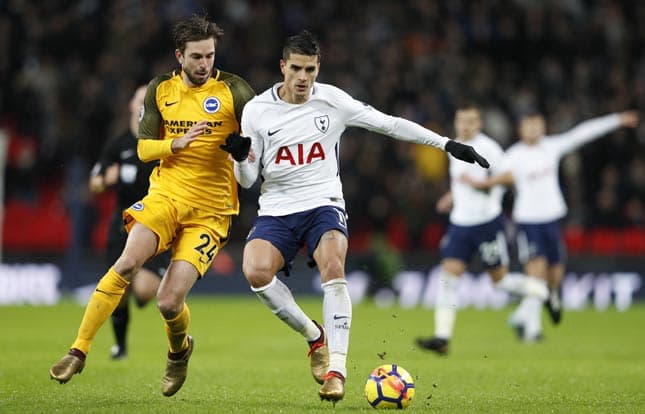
[220,30,489,404]
[462,110,639,340]
[88,85,170,360]
[416,104,548,354]
[50,14,255,397]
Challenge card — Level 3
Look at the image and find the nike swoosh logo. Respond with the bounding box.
[267,128,282,136]
[165,101,179,107]
[333,315,349,320]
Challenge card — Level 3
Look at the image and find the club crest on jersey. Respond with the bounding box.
[203,96,221,114]
[131,202,144,211]
[314,115,330,133]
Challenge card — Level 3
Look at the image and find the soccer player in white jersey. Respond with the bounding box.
[219,30,489,403]
[416,105,549,354]
[462,110,639,341]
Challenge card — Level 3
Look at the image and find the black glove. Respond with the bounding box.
[220,132,251,162]
[445,140,490,168]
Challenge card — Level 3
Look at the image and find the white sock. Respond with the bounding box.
[509,296,531,326]
[434,270,459,340]
[252,276,320,341]
[322,278,352,378]
[526,277,549,300]
[523,296,543,340]
[496,273,548,300]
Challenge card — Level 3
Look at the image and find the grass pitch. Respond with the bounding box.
[1,296,643,413]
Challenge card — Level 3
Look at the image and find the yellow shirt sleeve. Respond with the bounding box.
[137,138,174,162]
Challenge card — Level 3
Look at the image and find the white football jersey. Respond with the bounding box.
[237,82,449,216]
[502,114,621,223]
[449,133,505,225]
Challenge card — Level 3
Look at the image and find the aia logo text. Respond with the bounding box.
[275,142,325,165]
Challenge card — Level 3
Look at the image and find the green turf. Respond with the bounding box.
[1,296,643,413]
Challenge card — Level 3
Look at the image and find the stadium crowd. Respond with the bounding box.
[1,0,644,253]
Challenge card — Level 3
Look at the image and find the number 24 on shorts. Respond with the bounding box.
[194,233,217,264]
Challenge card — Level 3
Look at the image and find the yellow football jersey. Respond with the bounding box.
[138,69,254,215]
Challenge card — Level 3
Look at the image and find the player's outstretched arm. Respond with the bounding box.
[338,89,489,168]
[460,171,514,190]
[554,111,639,155]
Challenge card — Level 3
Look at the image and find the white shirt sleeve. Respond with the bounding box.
[548,113,621,156]
[337,89,449,149]
[234,106,263,189]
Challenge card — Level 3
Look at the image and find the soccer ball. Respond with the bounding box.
[364,364,415,409]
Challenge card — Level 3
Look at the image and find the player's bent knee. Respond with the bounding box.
[132,270,160,304]
[157,296,182,319]
[156,288,184,318]
[242,257,277,288]
[113,255,142,280]
[243,266,274,289]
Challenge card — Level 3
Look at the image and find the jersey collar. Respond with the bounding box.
[175,68,220,90]
[271,82,317,103]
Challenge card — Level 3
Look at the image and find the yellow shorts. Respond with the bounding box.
[123,192,232,277]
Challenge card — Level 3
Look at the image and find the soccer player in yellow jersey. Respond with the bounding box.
[49,15,255,397]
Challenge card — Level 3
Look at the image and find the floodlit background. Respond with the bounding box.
[0,1,643,308]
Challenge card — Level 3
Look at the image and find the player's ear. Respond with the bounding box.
[175,49,183,65]
[279,59,286,75]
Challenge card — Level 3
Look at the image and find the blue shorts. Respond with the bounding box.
[516,220,565,265]
[246,206,349,275]
[440,214,509,268]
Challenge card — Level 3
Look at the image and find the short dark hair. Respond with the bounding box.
[455,103,481,113]
[519,110,544,121]
[282,30,321,61]
[173,14,224,54]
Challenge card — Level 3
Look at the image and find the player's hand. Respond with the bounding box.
[445,140,490,168]
[104,164,119,186]
[619,111,639,128]
[220,132,251,162]
[172,120,208,152]
[436,192,453,214]
[227,149,256,163]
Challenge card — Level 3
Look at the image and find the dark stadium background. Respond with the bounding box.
[0,1,643,304]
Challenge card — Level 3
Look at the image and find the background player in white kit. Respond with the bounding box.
[416,105,548,354]
[219,30,489,403]
[463,110,639,341]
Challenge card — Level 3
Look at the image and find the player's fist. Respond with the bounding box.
[445,140,490,168]
[619,111,639,128]
[220,132,251,161]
